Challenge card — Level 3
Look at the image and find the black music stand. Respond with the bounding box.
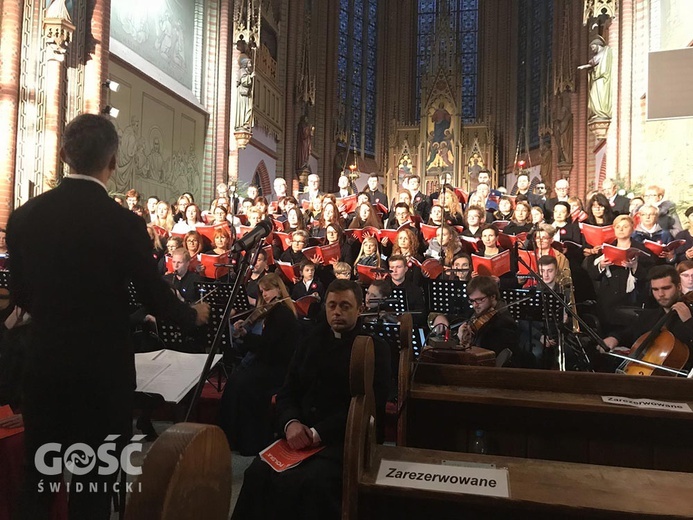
[389,287,409,313]
[362,320,424,357]
[499,288,564,322]
[426,278,471,316]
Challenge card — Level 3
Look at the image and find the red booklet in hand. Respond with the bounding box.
[274,231,293,251]
[151,225,170,239]
[302,242,341,265]
[517,250,538,276]
[0,405,24,440]
[471,250,511,277]
[420,224,440,242]
[421,258,443,279]
[571,208,589,223]
[493,220,511,231]
[271,218,288,232]
[459,235,481,254]
[196,223,231,244]
[260,438,325,473]
[336,194,358,214]
[356,264,388,284]
[602,244,651,267]
[262,244,275,266]
[581,223,615,247]
[497,232,527,250]
[344,226,380,243]
[199,253,229,279]
[293,295,320,318]
[277,261,301,283]
[643,239,686,256]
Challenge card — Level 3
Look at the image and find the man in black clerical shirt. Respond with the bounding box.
[232,280,390,520]
[7,114,210,520]
[164,248,202,304]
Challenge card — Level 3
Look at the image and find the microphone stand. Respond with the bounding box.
[184,239,264,421]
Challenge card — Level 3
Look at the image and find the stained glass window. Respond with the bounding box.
[517,0,553,150]
[416,0,478,123]
[337,0,378,155]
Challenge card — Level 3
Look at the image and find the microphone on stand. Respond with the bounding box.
[232,218,273,253]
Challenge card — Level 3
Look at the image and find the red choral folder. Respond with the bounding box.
[336,194,358,214]
[277,261,301,282]
[271,218,288,232]
[517,250,538,276]
[497,232,527,250]
[356,264,388,284]
[262,244,275,266]
[493,220,511,231]
[571,208,589,223]
[302,242,341,265]
[199,253,229,279]
[260,438,325,473]
[421,258,443,279]
[274,231,292,251]
[602,244,650,267]
[581,223,615,247]
[196,223,231,243]
[151,225,170,239]
[643,239,686,256]
[420,224,440,242]
[344,226,381,243]
[0,405,24,440]
[471,250,511,277]
[293,295,320,318]
[459,235,481,254]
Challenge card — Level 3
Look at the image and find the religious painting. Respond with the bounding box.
[111,0,195,89]
[425,103,454,176]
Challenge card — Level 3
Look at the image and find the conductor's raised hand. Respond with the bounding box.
[192,302,211,326]
[285,421,313,450]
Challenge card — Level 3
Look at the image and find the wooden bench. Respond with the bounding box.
[343,334,693,519]
[397,350,693,472]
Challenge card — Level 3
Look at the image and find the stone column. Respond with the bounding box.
[83,0,111,114]
[0,0,24,222]
[43,54,67,191]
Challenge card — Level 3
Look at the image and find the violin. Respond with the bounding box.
[617,300,692,377]
[232,296,289,337]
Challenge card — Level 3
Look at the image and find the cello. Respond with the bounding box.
[616,297,692,376]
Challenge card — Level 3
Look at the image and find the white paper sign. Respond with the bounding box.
[602,395,692,413]
[375,459,509,498]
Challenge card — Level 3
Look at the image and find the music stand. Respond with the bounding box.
[362,320,424,357]
[499,288,564,322]
[389,287,409,313]
[426,279,471,315]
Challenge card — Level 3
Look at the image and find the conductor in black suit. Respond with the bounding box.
[7,114,210,520]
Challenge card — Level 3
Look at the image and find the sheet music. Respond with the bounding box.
[135,349,223,403]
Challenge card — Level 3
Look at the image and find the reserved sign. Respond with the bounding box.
[375,459,509,498]
[602,395,692,413]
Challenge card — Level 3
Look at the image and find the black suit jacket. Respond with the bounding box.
[7,178,197,426]
[609,194,630,216]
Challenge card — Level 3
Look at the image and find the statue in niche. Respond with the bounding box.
[554,92,573,164]
[295,115,314,172]
[235,56,255,131]
[578,35,613,121]
[539,139,553,182]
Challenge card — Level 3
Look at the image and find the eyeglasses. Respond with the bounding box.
[468,295,489,305]
[292,240,306,244]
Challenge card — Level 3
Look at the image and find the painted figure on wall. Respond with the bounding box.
[578,35,613,121]
[235,56,254,131]
[426,103,454,174]
[554,92,573,164]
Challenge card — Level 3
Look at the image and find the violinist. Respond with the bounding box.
[457,275,521,363]
[220,273,298,455]
[601,265,693,372]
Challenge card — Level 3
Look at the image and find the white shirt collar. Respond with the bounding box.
[66,173,108,193]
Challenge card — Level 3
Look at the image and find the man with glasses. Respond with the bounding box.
[601,178,629,216]
[643,184,682,236]
[279,230,309,266]
[298,173,323,205]
[457,275,520,363]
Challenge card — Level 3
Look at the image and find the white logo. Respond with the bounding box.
[35,435,145,477]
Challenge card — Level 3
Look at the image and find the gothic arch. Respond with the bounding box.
[252,160,272,197]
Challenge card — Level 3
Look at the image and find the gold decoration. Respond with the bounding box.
[234,130,252,149]
[43,0,75,59]
[588,119,610,139]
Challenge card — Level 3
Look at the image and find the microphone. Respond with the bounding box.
[232,217,273,252]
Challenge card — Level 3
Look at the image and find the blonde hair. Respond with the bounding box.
[354,236,381,272]
[257,273,297,316]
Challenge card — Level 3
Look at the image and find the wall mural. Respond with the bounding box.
[425,103,455,176]
[111,0,194,89]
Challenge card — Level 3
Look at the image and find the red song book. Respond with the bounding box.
[196,223,231,244]
[497,232,527,250]
[268,200,279,214]
[421,258,443,279]
[336,194,358,214]
[199,253,229,279]
[471,250,511,277]
[571,208,589,223]
[0,405,24,440]
[260,438,325,473]
[493,220,511,231]
[302,242,341,265]
[356,264,388,284]
[344,226,381,243]
[236,214,249,226]
[151,225,170,239]
[602,244,651,267]
[581,223,615,247]
[459,235,481,254]
[274,231,293,251]
[277,261,302,283]
[293,295,320,318]
[262,244,275,266]
[454,188,468,204]
[420,224,439,242]
[237,225,253,239]
[374,202,389,216]
[271,218,288,232]
[643,239,686,256]
[517,250,538,276]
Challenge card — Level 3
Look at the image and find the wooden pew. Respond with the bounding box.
[397,359,693,472]
[344,334,693,519]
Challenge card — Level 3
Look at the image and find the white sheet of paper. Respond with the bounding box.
[135,350,223,403]
[375,459,509,498]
